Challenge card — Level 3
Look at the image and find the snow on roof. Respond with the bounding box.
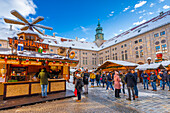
[103,60,139,66]
[0,11,169,51]
[160,60,170,67]
[17,29,39,35]
[99,11,170,50]
[0,26,18,40]
[42,37,99,51]
[135,63,165,70]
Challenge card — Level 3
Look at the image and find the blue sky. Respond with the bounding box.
[0,0,170,42]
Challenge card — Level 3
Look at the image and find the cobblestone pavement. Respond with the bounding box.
[88,83,170,113]
[0,80,169,113]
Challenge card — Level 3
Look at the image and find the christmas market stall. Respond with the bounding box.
[97,60,139,72]
[0,10,79,99]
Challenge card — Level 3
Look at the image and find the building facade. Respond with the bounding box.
[0,11,170,70]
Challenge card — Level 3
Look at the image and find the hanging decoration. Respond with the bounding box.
[36,59,39,62]
[5,56,7,62]
[59,61,62,64]
[45,60,48,64]
[16,57,19,61]
[53,61,56,64]
[26,59,29,62]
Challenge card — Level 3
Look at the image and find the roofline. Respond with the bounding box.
[98,22,170,51]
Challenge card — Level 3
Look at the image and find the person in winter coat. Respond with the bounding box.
[96,72,101,87]
[102,72,107,87]
[75,76,84,102]
[150,72,157,91]
[106,72,114,91]
[114,71,121,98]
[125,70,136,101]
[168,71,170,91]
[90,72,96,87]
[162,71,170,90]
[119,71,125,95]
[132,70,139,98]
[83,69,90,94]
[158,71,163,88]
[38,68,50,98]
[141,70,149,90]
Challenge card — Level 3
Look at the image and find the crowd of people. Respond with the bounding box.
[74,69,170,102]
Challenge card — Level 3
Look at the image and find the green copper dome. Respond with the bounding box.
[95,19,104,41]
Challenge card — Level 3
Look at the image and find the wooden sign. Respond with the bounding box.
[8,38,49,50]
[48,62,63,66]
[0,59,5,63]
[6,60,20,65]
[21,61,42,65]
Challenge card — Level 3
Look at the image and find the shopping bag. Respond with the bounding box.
[74,88,77,97]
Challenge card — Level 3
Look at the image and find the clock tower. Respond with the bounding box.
[95,19,104,41]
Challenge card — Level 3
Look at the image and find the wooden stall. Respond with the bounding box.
[0,54,78,99]
[97,60,138,73]
[135,63,165,82]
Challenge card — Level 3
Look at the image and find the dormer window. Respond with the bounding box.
[115,40,117,43]
[48,40,51,43]
[72,44,75,46]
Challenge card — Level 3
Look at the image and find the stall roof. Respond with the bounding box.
[135,63,165,70]
[98,60,139,70]
[160,61,170,67]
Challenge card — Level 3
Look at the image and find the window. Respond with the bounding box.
[115,53,118,60]
[100,57,103,64]
[160,31,165,36]
[156,46,160,52]
[136,51,139,58]
[154,33,159,37]
[92,58,94,65]
[139,39,142,42]
[50,49,53,52]
[112,48,114,51]
[122,54,124,60]
[155,41,159,45]
[135,40,138,44]
[135,47,138,50]
[125,50,128,60]
[0,44,1,47]
[140,50,144,57]
[161,40,166,43]
[75,52,77,54]
[95,58,96,65]
[113,54,114,60]
[121,45,123,48]
[105,56,107,60]
[139,46,143,49]
[83,57,87,65]
[115,47,117,50]
[125,53,128,60]
[124,44,127,47]
[162,44,167,53]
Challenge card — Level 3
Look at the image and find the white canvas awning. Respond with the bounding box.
[135,63,165,70]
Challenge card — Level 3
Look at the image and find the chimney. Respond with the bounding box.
[53,33,55,37]
[43,30,45,34]
[76,37,78,41]
[160,11,164,16]
[10,25,12,31]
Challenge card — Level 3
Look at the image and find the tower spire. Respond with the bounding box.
[95,19,104,41]
[97,19,100,27]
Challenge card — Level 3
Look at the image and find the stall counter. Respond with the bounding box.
[2,79,66,100]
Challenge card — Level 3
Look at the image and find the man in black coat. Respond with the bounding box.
[125,70,136,101]
[83,69,90,94]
